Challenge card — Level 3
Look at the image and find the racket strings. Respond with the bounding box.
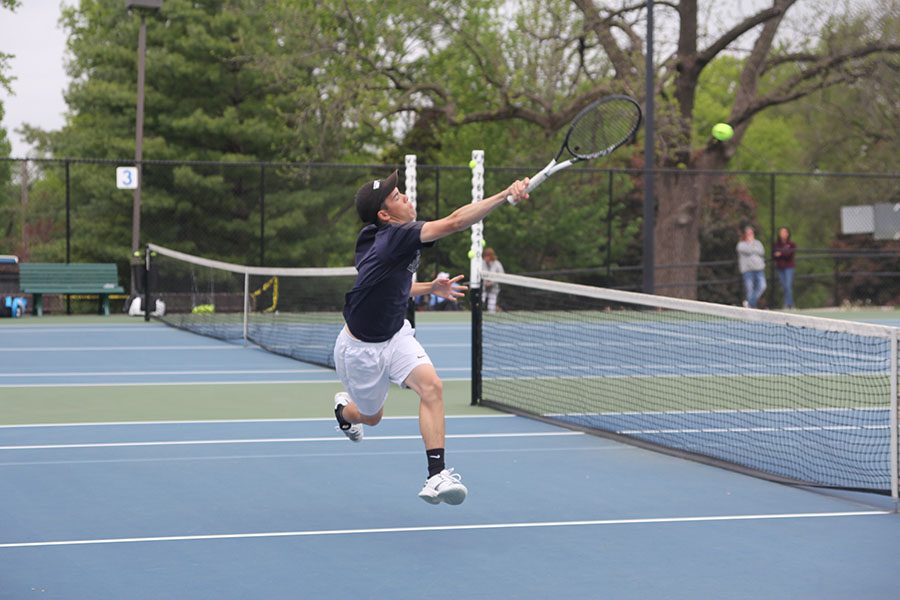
[566,100,641,159]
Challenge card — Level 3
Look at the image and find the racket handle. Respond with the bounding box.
[507,170,549,205]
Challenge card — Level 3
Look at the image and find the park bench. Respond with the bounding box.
[19,263,125,316]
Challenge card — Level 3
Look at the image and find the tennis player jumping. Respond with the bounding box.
[333,169,529,505]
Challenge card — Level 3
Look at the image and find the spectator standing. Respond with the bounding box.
[772,226,797,309]
[482,247,504,313]
[737,225,767,308]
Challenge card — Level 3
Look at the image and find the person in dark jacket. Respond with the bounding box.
[772,226,797,309]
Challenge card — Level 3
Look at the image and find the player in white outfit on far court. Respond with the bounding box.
[333,169,529,505]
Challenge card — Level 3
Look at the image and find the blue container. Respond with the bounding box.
[1,296,27,318]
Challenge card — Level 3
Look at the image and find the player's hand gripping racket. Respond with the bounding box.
[508,95,642,204]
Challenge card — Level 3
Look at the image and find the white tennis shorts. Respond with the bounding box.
[333,320,433,417]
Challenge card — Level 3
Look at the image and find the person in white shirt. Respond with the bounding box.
[482,247,504,313]
[736,225,767,308]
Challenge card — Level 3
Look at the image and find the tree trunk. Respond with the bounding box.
[654,171,703,299]
[652,151,728,299]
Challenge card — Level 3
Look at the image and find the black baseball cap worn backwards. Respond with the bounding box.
[355,170,398,225]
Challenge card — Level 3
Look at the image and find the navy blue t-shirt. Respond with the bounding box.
[343,221,432,342]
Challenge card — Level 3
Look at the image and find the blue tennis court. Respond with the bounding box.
[1,316,899,599]
[0,321,469,386]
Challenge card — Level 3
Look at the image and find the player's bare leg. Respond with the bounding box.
[333,392,382,442]
[404,364,467,505]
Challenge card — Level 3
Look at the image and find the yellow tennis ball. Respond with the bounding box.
[712,123,734,141]
[467,249,476,259]
[468,159,477,169]
[481,239,486,247]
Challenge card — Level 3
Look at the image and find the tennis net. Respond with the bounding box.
[475,272,899,496]
[147,244,356,369]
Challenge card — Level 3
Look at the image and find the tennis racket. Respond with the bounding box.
[508,95,642,204]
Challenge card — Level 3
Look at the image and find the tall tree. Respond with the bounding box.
[289,0,899,298]
[36,0,341,265]
[0,0,20,253]
[0,0,20,160]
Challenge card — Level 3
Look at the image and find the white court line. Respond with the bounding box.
[2,343,465,353]
[0,445,624,467]
[0,321,471,336]
[0,346,243,352]
[0,379,340,389]
[547,407,887,418]
[0,376,470,389]
[0,326,169,333]
[2,366,470,378]
[2,367,469,379]
[0,431,583,450]
[0,368,326,378]
[0,511,888,549]
[619,425,888,435]
[0,414,515,429]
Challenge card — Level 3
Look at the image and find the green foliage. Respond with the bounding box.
[3,0,895,307]
[25,0,333,273]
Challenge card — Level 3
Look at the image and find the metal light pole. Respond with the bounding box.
[126,0,162,294]
[642,0,655,294]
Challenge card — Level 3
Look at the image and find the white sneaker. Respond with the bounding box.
[334,392,363,442]
[418,468,468,505]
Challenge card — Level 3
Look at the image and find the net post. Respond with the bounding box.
[242,272,250,345]
[143,245,151,323]
[471,279,483,406]
[891,330,899,506]
[469,150,484,405]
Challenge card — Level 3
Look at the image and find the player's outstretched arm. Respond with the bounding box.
[420,179,529,244]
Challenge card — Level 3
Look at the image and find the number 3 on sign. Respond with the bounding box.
[116,166,139,190]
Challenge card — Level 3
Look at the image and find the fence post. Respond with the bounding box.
[434,166,441,277]
[65,160,71,264]
[768,173,775,308]
[606,170,614,282]
[259,163,265,266]
[66,159,72,314]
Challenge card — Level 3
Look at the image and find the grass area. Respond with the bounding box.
[0,380,492,425]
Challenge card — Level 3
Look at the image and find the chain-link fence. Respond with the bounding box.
[1,157,897,312]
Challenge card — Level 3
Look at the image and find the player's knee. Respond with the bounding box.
[359,409,383,426]
[418,376,443,403]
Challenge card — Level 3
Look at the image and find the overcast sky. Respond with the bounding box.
[0,1,70,158]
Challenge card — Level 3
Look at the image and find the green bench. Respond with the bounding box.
[19,263,125,316]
